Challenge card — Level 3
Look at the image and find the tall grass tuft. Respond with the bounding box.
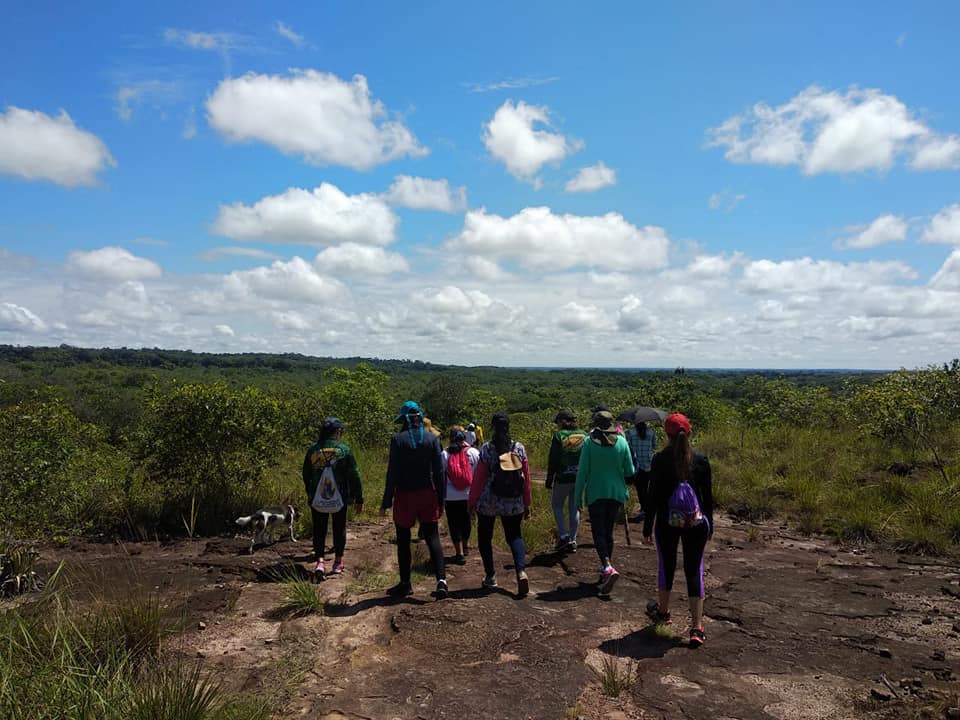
[0,587,270,720]
[596,654,636,697]
[277,576,324,618]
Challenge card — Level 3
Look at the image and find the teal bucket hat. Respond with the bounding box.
[395,400,423,423]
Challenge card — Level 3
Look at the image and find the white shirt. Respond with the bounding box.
[441,445,480,501]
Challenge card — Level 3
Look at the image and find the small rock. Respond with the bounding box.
[196,650,204,658]
[198,621,207,630]
[878,648,893,658]
[240,646,247,652]
[922,617,933,625]
[913,678,923,687]
[932,650,946,662]
[945,708,960,720]
[265,638,273,645]
[953,623,960,633]
[870,689,892,702]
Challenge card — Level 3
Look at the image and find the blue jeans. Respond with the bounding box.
[551,481,579,542]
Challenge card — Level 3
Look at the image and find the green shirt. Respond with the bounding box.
[575,433,634,507]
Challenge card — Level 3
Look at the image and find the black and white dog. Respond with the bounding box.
[235,505,297,553]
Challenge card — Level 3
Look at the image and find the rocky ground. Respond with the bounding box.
[25,514,960,720]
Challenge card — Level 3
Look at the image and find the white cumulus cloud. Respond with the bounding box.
[929,249,960,290]
[921,203,960,245]
[836,214,908,249]
[206,70,427,170]
[384,175,467,212]
[314,243,409,276]
[706,85,942,175]
[912,135,960,170]
[214,324,235,336]
[448,207,670,272]
[0,107,115,187]
[224,257,344,304]
[688,253,744,278]
[0,302,46,332]
[741,257,916,293]
[482,100,580,184]
[564,161,617,193]
[67,247,162,281]
[212,183,398,247]
[462,255,509,281]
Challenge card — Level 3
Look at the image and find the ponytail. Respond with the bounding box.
[491,413,512,454]
[672,430,693,481]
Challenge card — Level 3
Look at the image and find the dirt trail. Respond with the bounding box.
[28,516,960,719]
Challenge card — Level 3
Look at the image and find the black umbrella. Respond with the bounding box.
[617,406,667,424]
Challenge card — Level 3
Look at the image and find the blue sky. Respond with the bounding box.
[1,2,959,368]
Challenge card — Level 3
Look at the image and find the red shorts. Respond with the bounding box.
[393,488,441,529]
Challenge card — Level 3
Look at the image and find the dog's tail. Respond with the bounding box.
[235,515,255,527]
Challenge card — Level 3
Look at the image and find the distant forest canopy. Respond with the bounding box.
[0,343,886,414]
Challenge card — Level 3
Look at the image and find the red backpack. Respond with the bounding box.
[446,446,473,490]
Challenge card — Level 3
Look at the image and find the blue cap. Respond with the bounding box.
[322,416,344,431]
[394,400,423,423]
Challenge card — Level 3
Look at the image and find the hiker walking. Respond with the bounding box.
[625,420,658,522]
[381,401,449,599]
[575,410,635,596]
[546,409,587,553]
[303,417,363,581]
[643,413,714,648]
[442,425,480,564]
[468,412,532,597]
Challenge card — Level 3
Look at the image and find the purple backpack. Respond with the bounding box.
[667,480,705,528]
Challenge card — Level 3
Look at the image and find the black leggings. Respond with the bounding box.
[654,522,709,598]
[445,500,472,546]
[396,522,445,583]
[477,513,525,577]
[311,506,347,558]
[588,499,622,565]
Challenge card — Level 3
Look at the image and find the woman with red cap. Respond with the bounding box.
[642,413,714,648]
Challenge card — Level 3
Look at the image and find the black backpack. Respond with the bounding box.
[489,443,524,498]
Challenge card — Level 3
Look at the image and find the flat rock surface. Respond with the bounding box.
[25,516,960,719]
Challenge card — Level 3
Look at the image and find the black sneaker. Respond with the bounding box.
[645,599,672,625]
[387,581,413,598]
[453,554,465,565]
[435,578,449,599]
[554,537,569,553]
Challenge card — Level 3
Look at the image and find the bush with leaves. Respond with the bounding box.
[0,396,129,536]
[852,362,960,482]
[318,363,391,447]
[137,383,286,534]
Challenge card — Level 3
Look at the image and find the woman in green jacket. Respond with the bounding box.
[575,410,635,596]
[303,417,363,580]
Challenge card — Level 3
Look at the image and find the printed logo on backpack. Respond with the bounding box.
[311,447,345,513]
[666,480,704,528]
[558,429,586,481]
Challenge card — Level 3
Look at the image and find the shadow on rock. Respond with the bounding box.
[324,594,431,617]
[536,581,601,602]
[599,626,683,660]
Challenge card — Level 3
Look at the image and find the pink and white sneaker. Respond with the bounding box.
[598,565,619,596]
[314,559,326,581]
